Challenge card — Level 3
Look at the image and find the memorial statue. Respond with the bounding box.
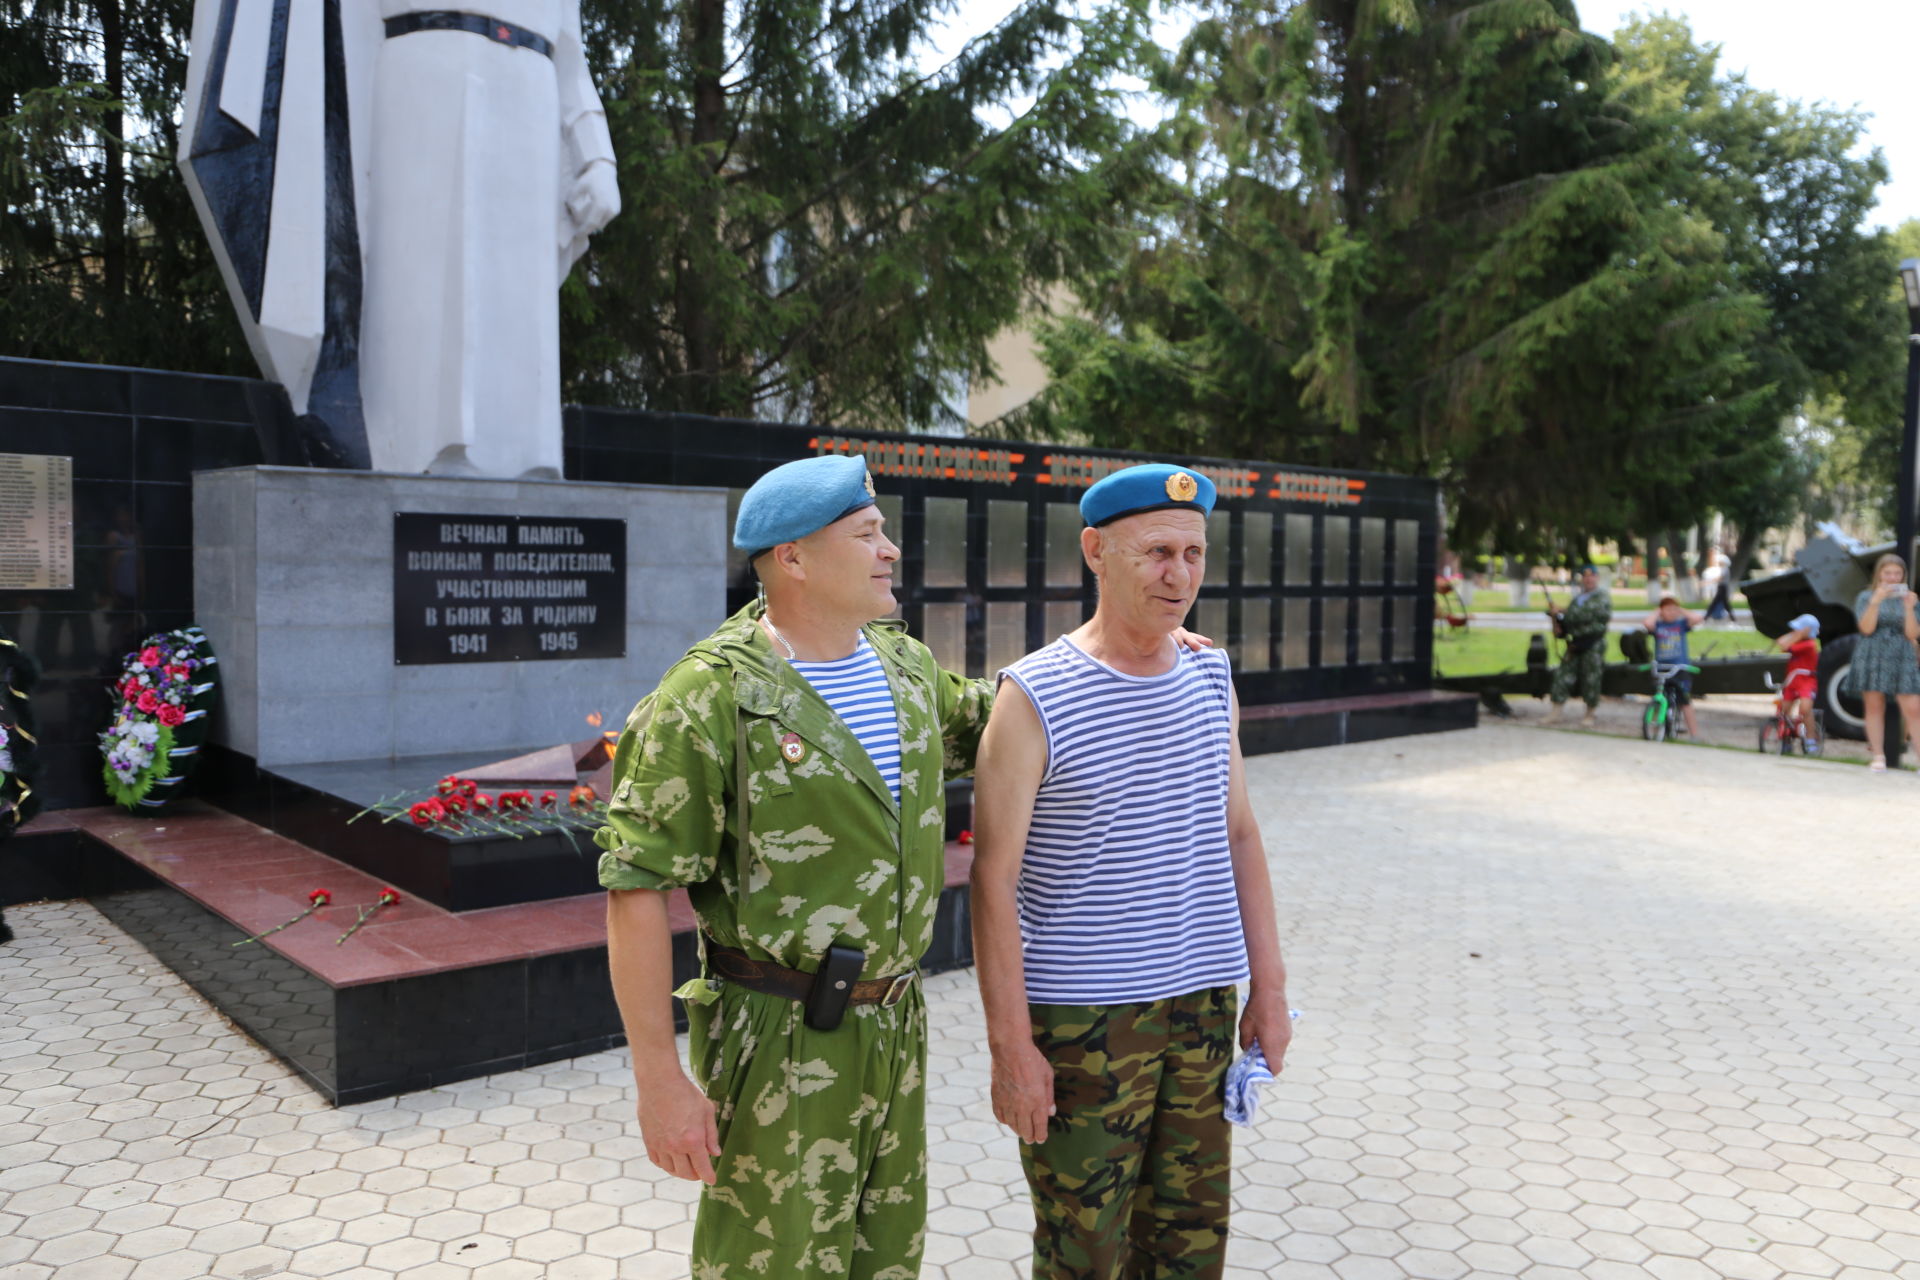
[179,1,621,478]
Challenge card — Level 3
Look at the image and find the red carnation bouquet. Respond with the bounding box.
[353,774,607,849]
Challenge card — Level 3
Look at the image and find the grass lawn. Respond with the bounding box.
[1432,625,1778,677]
[1447,593,1724,614]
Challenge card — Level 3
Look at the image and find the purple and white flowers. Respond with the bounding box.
[101,717,161,786]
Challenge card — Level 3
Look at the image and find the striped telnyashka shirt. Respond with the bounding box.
[999,637,1250,1005]
[789,635,902,799]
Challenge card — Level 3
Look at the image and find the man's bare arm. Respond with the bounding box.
[606,889,721,1183]
[1226,686,1292,1065]
[970,681,1054,1144]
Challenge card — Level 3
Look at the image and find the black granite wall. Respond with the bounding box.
[0,358,299,809]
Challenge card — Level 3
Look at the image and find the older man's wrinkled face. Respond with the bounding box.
[1086,509,1207,634]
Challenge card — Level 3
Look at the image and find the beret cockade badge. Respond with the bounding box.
[1165,471,1199,502]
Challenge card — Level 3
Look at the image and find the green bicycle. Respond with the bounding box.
[1637,660,1699,742]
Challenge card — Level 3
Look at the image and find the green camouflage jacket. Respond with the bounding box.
[595,602,992,979]
[1561,588,1612,644]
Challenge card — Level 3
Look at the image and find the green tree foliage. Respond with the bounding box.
[1008,0,1769,554]
[5,0,1153,432]
[565,0,1160,427]
[1609,16,1901,570]
[0,0,248,372]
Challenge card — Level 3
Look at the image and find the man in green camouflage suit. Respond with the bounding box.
[1547,565,1612,728]
[598,455,990,1279]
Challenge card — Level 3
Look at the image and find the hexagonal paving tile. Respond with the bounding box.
[5,730,1919,1275]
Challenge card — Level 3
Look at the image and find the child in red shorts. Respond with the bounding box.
[1779,612,1820,737]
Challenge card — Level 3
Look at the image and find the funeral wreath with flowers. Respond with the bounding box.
[100,626,220,811]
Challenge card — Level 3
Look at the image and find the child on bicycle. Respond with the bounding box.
[1778,612,1820,737]
[1642,594,1704,737]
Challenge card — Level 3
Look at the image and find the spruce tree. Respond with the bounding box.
[567,0,1159,428]
[1013,0,1768,553]
[0,0,248,373]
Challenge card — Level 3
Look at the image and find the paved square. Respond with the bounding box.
[3,724,1917,1278]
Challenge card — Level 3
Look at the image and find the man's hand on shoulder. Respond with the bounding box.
[989,1036,1056,1145]
[1171,625,1214,651]
[638,1070,721,1184]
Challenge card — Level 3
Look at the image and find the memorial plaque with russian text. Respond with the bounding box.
[0,453,75,590]
[393,514,627,664]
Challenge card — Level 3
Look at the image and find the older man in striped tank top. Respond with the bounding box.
[972,463,1293,1280]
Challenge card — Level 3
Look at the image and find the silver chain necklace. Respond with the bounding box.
[761,614,797,661]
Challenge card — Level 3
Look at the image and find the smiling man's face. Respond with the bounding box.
[1086,509,1206,635]
[791,506,899,624]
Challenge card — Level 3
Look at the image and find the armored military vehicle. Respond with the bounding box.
[1740,524,1890,740]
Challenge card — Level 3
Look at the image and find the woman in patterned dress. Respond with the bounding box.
[1850,553,1920,770]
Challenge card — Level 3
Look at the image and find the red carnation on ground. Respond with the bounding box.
[409,797,447,826]
[337,887,404,944]
[441,793,469,814]
[540,791,557,808]
[957,829,973,845]
[157,704,185,727]
[569,784,596,808]
[231,887,334,948]
[136,690,161,714]
[471,792,495,813]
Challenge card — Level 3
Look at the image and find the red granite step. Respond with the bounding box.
[21,803,975,989]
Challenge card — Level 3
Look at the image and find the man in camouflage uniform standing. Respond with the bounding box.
[1546,565,1612,728]
[970,465,1292,1280]
[597,454,991,1279]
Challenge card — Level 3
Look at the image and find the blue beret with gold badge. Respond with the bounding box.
[733,454,879,556]
[1080,463,1216,528]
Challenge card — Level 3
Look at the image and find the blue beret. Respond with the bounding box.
[1080,464,1216,528]
[733,455,878,555]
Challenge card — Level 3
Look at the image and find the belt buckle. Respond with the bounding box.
[881,970,915,1008]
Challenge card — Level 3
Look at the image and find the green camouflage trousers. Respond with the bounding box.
[684,981,926,1279]
[1021,985,1237,1280]
[1550,643,1606,708]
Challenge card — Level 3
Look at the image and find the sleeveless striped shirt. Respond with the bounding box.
[789,635,902,799]
[999,637,1250,1004]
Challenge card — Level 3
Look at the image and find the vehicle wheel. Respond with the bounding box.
[1815,634,1865,740]
[1757,720,1777,753]
[1777,719,1796,754]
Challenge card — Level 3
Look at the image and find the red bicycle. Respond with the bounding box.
[1758,672,1823,756]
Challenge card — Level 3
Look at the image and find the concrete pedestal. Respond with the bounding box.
[193,466,725,766]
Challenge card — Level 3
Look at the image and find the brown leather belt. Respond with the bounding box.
[704,940,917,1008]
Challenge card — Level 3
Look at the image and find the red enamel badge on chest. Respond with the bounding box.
[780,733,805,763]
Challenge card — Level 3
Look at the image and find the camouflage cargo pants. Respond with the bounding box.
[1021,985,1237,1280]
[1550,643,1605,708]
[684,981,926,1279]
